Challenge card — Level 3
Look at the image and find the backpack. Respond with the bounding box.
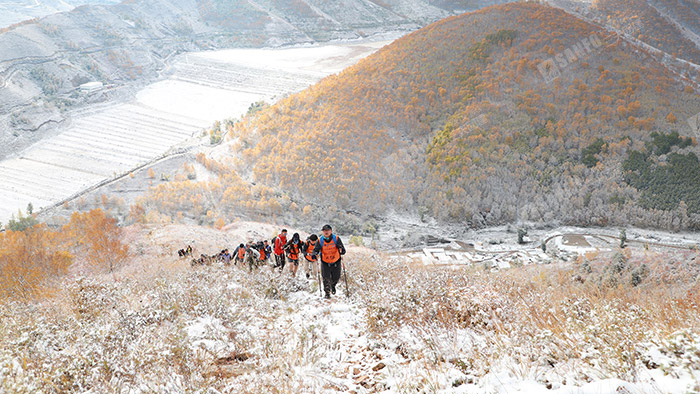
[319,234,337,248]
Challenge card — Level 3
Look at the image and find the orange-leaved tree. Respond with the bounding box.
[0,224,72,299]
[64,209,128,273]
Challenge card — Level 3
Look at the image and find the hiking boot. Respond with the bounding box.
[306,272,310,279]
[324,292,331,299]
[331,284,336,295]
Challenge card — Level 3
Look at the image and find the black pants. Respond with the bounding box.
[275,253,285,271]
[245,255,257,272]
[321,260,342,295]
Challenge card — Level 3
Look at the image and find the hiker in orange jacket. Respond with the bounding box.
[233,244,246,266]
[284,233,302,277]
[312,225,346,299]
[302,234,318,279]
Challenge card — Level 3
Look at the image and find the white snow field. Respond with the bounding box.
[0,40,389,223]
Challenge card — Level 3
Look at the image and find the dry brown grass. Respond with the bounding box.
[352,252,700,382]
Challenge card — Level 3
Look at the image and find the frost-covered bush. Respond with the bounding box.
[0,264,290,393]
[355,260,508,332]
[245,268,309,299]
[352,255,700,388]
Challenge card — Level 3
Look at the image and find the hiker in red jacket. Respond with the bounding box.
[273,229,288,272]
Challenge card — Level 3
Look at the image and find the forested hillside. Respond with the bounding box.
[138,2,700,231]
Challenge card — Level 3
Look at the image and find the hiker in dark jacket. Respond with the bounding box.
[264,240,272,263]
[244,240,260,272]
[312,225,346,299]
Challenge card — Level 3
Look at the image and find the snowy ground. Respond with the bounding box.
[0,39,390,224]
[140,40,390,122]
[1,221,699,393]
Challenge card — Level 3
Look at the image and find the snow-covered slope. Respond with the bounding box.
[1,222,698,393]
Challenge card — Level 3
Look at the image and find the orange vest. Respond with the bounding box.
[259,247,266,260]
[287,243,300,260]
[304,241,317,262]
[321,236,340,263]
[237,248,245,259]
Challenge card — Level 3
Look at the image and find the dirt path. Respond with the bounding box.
[268,280,394,393]
[542,233,697,251]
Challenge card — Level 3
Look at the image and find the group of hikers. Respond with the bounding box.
[184,225,346,299]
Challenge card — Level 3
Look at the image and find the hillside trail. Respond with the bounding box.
[260,275,396,393]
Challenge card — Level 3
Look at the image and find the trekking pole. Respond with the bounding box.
[317,260,323,298]
[342,261,350,298]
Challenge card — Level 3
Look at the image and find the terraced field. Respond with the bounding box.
[0,103,203,221]
[0,40,388,223]
[172,61,321,96]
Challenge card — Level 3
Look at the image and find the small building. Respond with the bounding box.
[79,81,103,93]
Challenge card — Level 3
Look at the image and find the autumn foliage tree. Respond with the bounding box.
[64,209,129,273]
[0,209,128,299]
[221,2,700,230]
[0,225,72,299]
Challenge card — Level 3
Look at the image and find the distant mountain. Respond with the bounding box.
[0,0,120,29]
[202,2,700,231]
[194,0,509,41]
[548,0,700,67]
[0,0,483,158]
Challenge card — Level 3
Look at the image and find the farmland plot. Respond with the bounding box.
[0,103,202,221]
